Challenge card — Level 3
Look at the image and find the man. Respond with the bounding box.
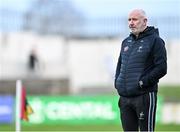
[28,49,39,71]
[114,9,167,131]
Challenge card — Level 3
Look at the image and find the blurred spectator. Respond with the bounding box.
[28,49,39,72]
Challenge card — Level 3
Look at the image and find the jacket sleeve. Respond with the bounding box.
[140,37,167,88]
[114,52,121,88]
[115,54,121,79]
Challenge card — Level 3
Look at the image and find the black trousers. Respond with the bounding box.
[119,92,157,132]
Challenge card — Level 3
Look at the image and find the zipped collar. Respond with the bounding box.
[130,26,159,40]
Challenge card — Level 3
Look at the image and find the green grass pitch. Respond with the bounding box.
[1,124,180,131]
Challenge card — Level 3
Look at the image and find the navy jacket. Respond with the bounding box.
[114,26,167,97]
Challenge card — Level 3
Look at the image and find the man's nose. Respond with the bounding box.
[129,20,134,24]
[129,22,134,27]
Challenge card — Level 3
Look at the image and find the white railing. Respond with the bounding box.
[0,60,68,79]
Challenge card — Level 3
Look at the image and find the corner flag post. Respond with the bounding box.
[16,80,22,132]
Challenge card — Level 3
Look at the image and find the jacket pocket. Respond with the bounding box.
[126,74,142,95]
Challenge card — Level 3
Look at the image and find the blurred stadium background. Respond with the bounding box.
[0,0,180,131]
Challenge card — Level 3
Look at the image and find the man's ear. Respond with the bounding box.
[143,18,147,25]
[144,18,147,22]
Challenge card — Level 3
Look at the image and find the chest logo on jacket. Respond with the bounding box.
[124,46,129,52]
[137,46,143,52]
[140,40,144,43]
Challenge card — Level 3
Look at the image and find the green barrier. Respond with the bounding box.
[156,94,163,123]
[25,95,163,124]
[26,96,120,124]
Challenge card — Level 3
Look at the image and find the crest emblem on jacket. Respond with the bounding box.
[137,46,143,52]
[124,46,129,52]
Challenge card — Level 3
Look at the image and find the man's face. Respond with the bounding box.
[128,11,147,36]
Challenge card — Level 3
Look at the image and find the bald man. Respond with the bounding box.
[114,9,167,131]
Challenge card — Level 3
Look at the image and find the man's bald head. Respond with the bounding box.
[129,9,147,19]
[128,9,148,36]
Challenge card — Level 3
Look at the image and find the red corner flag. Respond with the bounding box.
[21,86,33,121]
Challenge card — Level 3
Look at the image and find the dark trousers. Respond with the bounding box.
[119,92,157,132]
